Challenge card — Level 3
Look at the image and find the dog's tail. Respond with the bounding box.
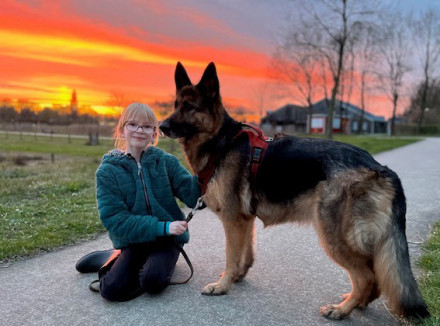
[374,169,429,319]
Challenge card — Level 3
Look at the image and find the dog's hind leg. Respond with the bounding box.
[320,257,376,319]
[202,216,251,295]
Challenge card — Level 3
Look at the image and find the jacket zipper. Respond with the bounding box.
[127,152,153,215]
[137,161,153,215]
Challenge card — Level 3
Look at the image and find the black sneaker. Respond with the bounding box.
[75,249,118,273]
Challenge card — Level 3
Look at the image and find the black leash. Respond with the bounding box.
[169,196,205,285]
[88,197,206,292]
[89,280,100,293]
[185,197,206,223]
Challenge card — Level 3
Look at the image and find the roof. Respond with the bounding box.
[262,104,307,124]
[263,99,386,124]
[311,99,385,122]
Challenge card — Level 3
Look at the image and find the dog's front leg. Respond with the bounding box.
[202,217,249,295]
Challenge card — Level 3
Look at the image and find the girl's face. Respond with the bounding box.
[122,118,156,152]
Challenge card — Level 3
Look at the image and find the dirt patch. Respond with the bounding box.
[0,152,71,166]
[12,155,45,166]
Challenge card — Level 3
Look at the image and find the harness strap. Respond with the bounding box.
[197,124,271,195]
[197,157,218,195]
[236,124,272,215]
[237,124,272,183]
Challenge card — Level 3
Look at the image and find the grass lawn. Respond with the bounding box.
[0,155,105,261]
[305,134,423,155]
[418,221,440,325]
[0,133,185,262]
[0,133,421,263]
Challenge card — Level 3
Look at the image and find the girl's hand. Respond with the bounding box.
[168,221,188,235]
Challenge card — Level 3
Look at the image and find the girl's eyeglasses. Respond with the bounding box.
[124,122,156,134]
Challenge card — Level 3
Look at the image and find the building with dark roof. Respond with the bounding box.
[261,99,387,135]
[261,104,308,134]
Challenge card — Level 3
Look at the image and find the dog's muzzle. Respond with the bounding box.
[159,120,172,137]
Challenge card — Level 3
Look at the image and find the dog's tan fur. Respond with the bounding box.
[160,62,429,320]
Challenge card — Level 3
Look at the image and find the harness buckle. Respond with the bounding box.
[252,147,263,163]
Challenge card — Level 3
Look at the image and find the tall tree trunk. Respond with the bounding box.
[357,70,366,135]
[417,79,429,133]
[391,92,398,136]
[326,0,346,140]
[307,107,312,134]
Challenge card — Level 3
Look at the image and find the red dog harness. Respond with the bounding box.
[197,124,272,195]
[237,124,272,184]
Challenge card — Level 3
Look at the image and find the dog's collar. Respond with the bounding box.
[197,151,223,195]
[197,124,272,195]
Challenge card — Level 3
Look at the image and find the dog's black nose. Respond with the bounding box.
[159,120,170,135]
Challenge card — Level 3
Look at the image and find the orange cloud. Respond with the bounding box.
[0,0,272,118]
[0,0,402,120]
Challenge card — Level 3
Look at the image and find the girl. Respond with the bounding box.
[77,102,201,301]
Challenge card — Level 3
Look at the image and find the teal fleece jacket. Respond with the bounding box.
[96,146,201,249]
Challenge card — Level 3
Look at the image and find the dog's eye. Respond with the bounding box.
[182,101,196,112]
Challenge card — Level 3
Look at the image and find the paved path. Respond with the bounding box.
[1,138,439,326]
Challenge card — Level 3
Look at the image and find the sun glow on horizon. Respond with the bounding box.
[0,0,413,121]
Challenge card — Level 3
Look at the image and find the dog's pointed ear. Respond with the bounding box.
[197,62,219,100]
[175,62,192,91]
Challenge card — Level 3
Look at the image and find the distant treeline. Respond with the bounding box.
[0,106,117,125]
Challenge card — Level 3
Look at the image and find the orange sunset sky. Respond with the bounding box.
[1,0,438,120]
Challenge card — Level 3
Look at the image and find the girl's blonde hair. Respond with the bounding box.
[114,102,159,151]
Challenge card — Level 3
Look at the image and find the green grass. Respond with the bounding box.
[0,133,115,157]
[301,134,422,154]
[0,155,105,262]
[0,134,185,263]
[418,221,440,325]
[333,135,422,154]
[0,133,422,263]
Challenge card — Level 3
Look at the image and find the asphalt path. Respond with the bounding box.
[1,138,439,326]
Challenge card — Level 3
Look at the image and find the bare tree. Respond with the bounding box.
[106,91,132,115]
[411,9,440,132]
[272,41,320,133]
[406,78,440,126]
[250,82,274,123]
[352,23,381,134]
[377,13,412,136]
[287,0,380,139]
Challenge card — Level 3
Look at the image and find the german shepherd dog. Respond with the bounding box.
[160,62,429,320]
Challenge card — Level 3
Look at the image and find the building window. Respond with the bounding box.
[362,121,368,131]
[333,118,341,129]
[311,118,324,128]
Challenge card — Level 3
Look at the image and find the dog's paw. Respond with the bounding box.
[319,304,346,320]
[201,282,228,296]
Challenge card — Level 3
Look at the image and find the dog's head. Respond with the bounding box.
[160,62,224,139]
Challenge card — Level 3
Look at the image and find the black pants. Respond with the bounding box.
[99,239,180,302]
